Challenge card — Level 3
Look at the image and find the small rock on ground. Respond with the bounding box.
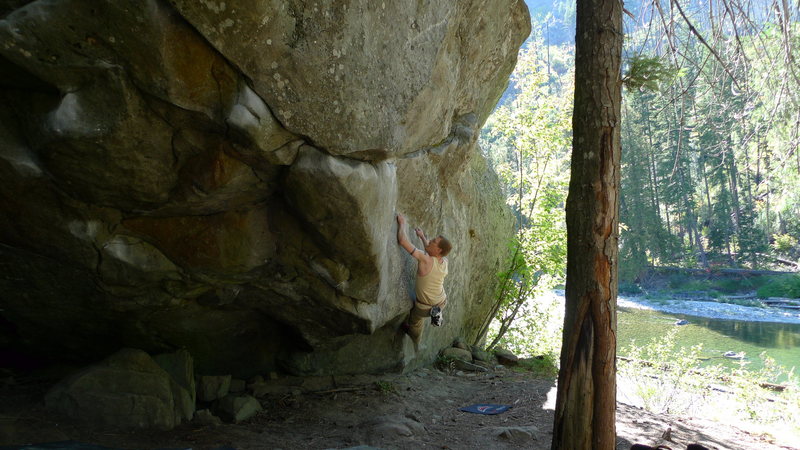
[493,425,539,441]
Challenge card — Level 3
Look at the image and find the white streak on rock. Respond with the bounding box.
[0,143,42,177]
[102,235,177,272]
[48,93,81,135]
[68,221,101,241]
[227,104,260,131]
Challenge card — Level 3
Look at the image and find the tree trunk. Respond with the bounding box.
[679,167,707,268]
[643,98,662,220]
[727,143,741,237]
[701,154,713,219]
[473,244,522,347]
[764,145,772,242]
[551,0,621,447]
[665,205,672,235]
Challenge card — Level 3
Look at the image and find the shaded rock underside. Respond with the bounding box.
[0,0,530,377]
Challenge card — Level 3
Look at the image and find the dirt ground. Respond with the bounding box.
[0,364,796,450]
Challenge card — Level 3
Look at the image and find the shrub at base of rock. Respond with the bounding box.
[45,348,194,430]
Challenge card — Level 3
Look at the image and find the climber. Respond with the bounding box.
[396,213,452,345]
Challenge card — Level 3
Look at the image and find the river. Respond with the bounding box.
[616,294,800,375]
[538,290,800,375]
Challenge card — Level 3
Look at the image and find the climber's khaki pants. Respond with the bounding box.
[407,299,446,342]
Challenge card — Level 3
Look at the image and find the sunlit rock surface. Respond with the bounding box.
[0,0,529,376]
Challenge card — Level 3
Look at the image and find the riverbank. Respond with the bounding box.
[629,266,800,302]
[618,295,800,324]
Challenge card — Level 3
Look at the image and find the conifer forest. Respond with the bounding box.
[482,0,800,286]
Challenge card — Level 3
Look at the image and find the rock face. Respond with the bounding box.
[0,1,528,377]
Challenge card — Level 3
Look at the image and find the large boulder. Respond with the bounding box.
[154,348,196,409]
[167,0,528,157]
[45,349,194,430]
[0,0,528,377]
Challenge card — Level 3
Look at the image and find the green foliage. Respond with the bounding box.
[716,276,771,293]
[772,234,798,254]
[620,328,706,414]
[618,16,800,271]
[619,86,686,275]
[479,31,570,352]
[619,329,800,432]
[756,274,800,299]
[434,354,458,374]
[723,297,764,308]
[623,273,781,308]
[619,282,643,295]
[668,276,711,291]
[675,279,708,291]
[738,207,769,266]
[622,55,677,91]
[486,290,564,359]
[374,380,397,395]
[513,354,559,378]
[725,354,800,425]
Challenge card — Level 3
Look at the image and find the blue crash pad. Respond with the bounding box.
[459,404,512,415]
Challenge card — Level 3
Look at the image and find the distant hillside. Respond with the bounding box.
[523,0,575,46]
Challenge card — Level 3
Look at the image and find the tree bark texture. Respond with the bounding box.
[551,0,622,447]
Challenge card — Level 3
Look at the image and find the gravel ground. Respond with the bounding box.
[1,364,796,450]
